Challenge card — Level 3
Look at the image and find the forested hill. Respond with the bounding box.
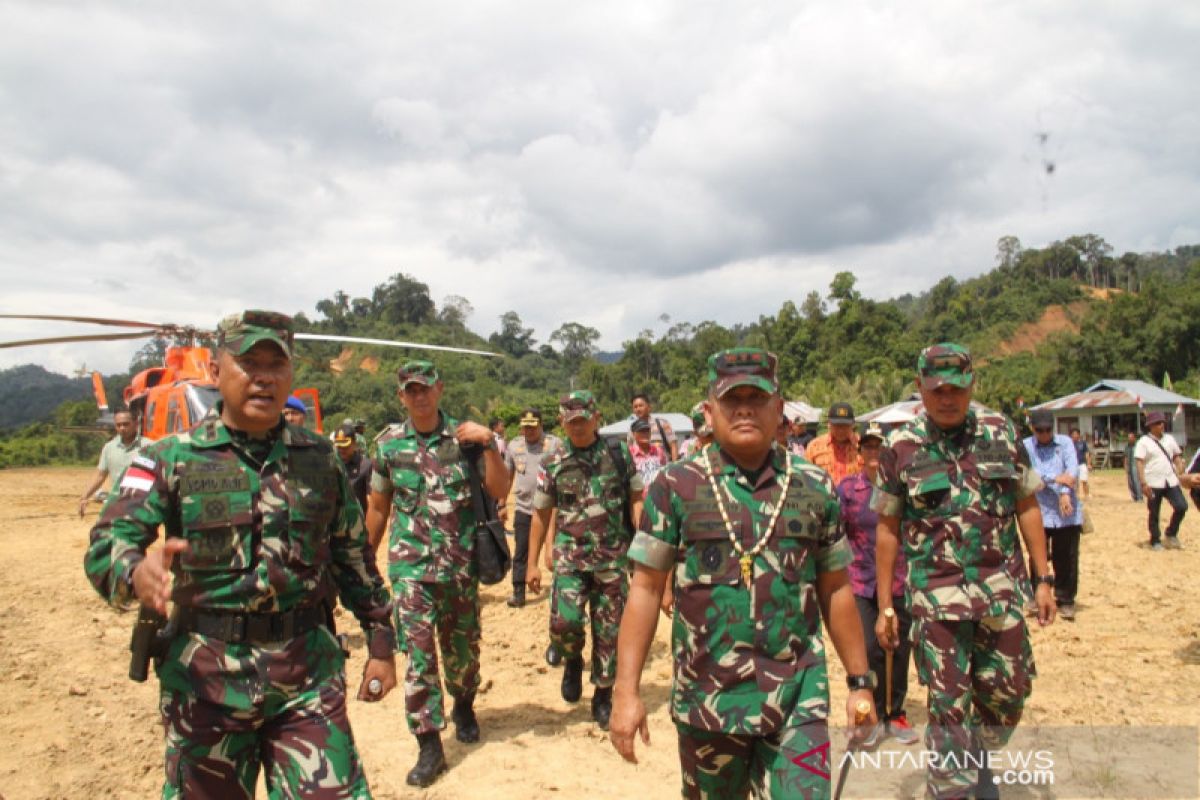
[3,235,1200,450]
[0,365,92,429]
[288,235,1200,428]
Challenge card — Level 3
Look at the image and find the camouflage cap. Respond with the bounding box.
[397,360,439,388]
[216,310,293,358]
[917,343,974,389]
[559,389,597,422]
[690,402,713,438]
[707,348,779,398]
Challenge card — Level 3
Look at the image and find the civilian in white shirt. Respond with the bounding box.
[1134,411,1186,550]
[77,410,147,517]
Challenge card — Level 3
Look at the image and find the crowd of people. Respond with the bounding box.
[77,308,1195,799]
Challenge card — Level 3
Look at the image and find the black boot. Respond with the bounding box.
[545,643,562,667]
[506,586,526,608]
[561,657,584,702]
[452,692,480,743]
[405,732,447,788]
[591,686,612,730]
[974,766,1000,799]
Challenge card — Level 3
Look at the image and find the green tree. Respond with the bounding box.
[438,295,474,328]
[829,271,860,306]
[370,273,435,326]
[550,322,601,372]
[489,311,537,358]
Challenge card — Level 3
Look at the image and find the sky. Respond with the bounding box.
[2,1,1198,376]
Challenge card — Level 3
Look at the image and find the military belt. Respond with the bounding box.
[177,603,327,644]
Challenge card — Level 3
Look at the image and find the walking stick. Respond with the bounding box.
[884,607,896,721]
[833,700,872,800]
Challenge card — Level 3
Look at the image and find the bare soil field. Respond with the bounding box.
[1,468,1197,799]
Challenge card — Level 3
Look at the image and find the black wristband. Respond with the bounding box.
[846,672,877,691]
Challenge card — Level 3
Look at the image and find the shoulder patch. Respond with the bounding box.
[119,464,157,493]
[131,455,156,471]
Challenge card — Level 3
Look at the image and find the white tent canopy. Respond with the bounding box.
[598,412,694,441]
[783,400,822,424]
[861,399,993,425]
[859,400,924,425]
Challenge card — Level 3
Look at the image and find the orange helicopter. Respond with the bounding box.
[0,314,500,441]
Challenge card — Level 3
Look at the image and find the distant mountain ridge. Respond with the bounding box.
[0,365,92,430]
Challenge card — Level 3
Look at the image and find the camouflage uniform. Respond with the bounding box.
[678,401,710,460]
[372,411,485,734]
[533,428,641,687]
[629,440,852,799]
[85,401,395,799]
[872,344,1043,799]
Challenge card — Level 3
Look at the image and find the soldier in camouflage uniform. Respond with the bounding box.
[84,310,397,799]
[873,343,1056,799]
[611,349,877,799]
[524,390,643,729]
[365,360,508,787]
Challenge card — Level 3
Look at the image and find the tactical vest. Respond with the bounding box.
[671,470,829,674]
[553,444,627,536]
[176,441,339,577]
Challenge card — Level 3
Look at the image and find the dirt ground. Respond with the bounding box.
[1,468,1197,799]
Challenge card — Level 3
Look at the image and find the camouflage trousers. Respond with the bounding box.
[157,626,370,799]
[393,575,481,734]
[674,665,831,800]
[549,567,626,687]
[913,610,1035,799]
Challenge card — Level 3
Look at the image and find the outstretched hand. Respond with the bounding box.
[131,539,189,614]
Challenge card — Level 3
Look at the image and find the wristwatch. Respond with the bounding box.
[846,672,877,691]
[1035,574,1055,587]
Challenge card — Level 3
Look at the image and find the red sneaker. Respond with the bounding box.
[888,715,919,745]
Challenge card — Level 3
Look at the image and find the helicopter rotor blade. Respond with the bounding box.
[0,330,158,349]
[294,333,502,358]
[0,313,168,329]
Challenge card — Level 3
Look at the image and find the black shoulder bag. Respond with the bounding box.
[462,443,511,585]
[604,438,635,535]
[654,417,672,460]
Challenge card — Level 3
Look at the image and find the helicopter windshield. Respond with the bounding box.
[185,385,221,423]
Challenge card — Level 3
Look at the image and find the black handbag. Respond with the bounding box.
[461,443,511,585]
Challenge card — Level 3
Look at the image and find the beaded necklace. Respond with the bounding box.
[702,446,793,586]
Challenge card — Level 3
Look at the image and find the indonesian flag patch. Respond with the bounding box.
[119,465,156,493]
